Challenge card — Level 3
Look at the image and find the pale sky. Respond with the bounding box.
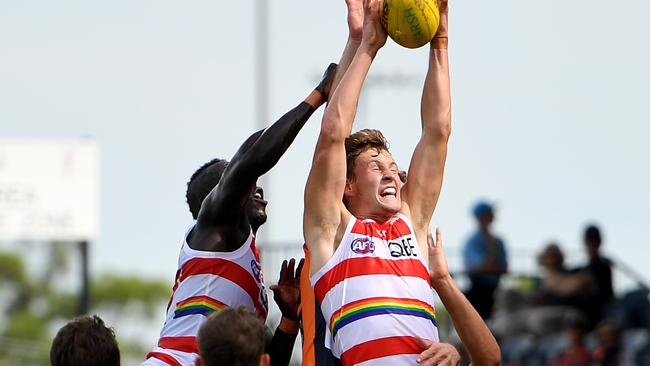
[2,0,649,304]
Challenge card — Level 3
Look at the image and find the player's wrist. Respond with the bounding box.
[348,33,363,44]
[278,317,300,334]
[431,36,448,50]
[430,273,454,292]
[358,42,381,57]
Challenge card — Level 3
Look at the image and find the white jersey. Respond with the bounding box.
[310,213,438,366]
[142,225,268,366]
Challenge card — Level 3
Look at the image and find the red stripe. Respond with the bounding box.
[177,257,267,317]
[350,217,412,239]
[176,295,226,308]
[166,269,182,312]
[146,351,183,366]
[158,336,198,354]
[250,238,261,262]
[340,336,422,365]
[313,257,429,302]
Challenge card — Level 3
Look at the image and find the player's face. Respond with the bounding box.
[246,186,268,232]
[346,149,403,217]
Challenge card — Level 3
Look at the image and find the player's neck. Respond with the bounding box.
[351,208,395,224]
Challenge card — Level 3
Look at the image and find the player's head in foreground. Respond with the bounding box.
[197,306,270,366]
[50,315,120,366]
[186,158,267,232]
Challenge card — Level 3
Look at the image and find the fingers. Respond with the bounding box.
[435,227,443,248]
[278,259,288,280]
[287,258,296,278]
[295,258,305,280]
[415,337,435,363]
[415,336,433,349]
[437,0,449,14]
[269,285,280,297]
[363,0,380,19]
[416,340,459,366]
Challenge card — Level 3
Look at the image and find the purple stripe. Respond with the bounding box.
[173,307,214,319]
[333,308,436,337]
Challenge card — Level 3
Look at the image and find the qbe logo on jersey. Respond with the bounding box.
[351,237,375,254]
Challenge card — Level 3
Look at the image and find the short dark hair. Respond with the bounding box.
[345,129,391,181]
[50,315,120,366]
[585,224,602,246]
[186,158,229,219]
[198,307,266,366]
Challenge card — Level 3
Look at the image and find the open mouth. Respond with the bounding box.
[380,187,397,198]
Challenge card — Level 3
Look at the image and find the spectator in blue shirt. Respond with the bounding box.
[463,201,508,319]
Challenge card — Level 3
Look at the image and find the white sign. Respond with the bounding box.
[0,139,99,241]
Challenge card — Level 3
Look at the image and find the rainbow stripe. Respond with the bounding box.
[173,296,226,319]
[330,297,436,337]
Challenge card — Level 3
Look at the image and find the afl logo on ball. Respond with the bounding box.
[351,237,375,254]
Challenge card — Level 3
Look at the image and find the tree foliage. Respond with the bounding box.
[0,247,169,365]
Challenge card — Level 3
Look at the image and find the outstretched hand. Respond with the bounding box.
[416,337,461,366]
[346,0,364,42]
[433,0,449,47]
[427,227,451,286]
[269,258,304,321]
[361,0,387,50]
[436,0,449,14]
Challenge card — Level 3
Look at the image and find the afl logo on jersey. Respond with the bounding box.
[351,237,375,254]
[250,260,263,284]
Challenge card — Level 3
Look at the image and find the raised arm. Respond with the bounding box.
[303,0,386,271]
[194,66,337,246]
[420,228,501,366]
[328,0,364,95]
[401,0,451,232]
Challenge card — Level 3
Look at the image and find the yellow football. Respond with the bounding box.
[381,0,440,49]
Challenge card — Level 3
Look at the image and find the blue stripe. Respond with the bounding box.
[173,306,214,319]
[332,307,437,337]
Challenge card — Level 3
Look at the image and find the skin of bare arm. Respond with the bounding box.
[421,228,501,366]
[303,0,387,274]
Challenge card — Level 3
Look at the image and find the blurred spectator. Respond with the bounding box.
[575,224,614,329]
[198,306,270,366]
[50,314,120,366]
[548,314,592,366]
[535,242,593,306]
[463,200,508,319]
[591,320,622,366]
[490,243,587,338]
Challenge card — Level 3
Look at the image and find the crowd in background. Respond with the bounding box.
[45,201,650,366]
[461,201,650,366]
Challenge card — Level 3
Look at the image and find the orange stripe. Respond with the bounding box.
[340,336,422,365]
[176,295,226,309]
[157,336,198,354]
[178,257,267,318]
[313,257,430,302]
[300,245,317,366]
[146,351,183,366]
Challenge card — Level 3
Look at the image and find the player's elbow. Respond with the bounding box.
[473,343,501,366]
[423,122,451,144]
[423,114,452,141]
[471,352,501,366]
[438,121,452,140]
[319,117,348,144]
